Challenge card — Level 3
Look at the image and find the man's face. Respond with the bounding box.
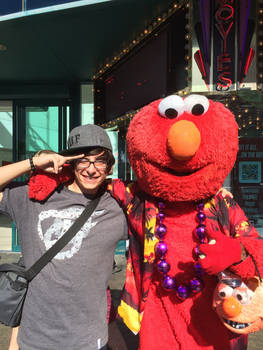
[71,150,110,195]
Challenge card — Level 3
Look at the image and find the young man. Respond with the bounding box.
[0,124,128,350]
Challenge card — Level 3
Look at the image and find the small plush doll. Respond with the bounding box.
[213,271,263,334]
[29,94,263,350]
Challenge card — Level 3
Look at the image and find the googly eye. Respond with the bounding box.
[233,289,253,305]
[158,95,184,119]
[184,94,209,116]
[218,285,233,299]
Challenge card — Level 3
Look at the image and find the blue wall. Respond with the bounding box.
[0,0,82,16]
[0,0,21,15]
[26,0,82,10]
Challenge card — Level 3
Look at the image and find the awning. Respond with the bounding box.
[0,0,175,84]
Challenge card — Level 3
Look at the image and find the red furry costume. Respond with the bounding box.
[29,94,263,350]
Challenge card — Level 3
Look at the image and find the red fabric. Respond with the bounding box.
[198,230,242,275]
[28,164,74,201]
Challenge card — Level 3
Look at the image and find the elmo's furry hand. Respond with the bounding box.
[28,165,74,201]
[197,231,242,275]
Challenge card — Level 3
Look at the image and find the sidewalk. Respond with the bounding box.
[0,254,262,349]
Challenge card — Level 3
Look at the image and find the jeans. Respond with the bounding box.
[100,345,108,350]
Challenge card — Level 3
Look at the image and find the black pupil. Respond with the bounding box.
[165,108,178,118]
[219,292,226,298]
[192,104,205,115]
[236,294,243,301]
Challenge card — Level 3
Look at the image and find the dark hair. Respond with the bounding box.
[34,149,55,156]
[72,147,115,173]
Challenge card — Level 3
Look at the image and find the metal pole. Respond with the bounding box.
[22,0,27,12]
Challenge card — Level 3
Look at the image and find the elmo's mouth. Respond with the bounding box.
[163,166,201,177]
[151,161,208,177]
[148,160,213,178]
[224,318,251,330]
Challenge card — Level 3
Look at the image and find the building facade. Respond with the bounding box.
[94,0,263,235]
[0,0,263,251]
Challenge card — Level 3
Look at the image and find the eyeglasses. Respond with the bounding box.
[76,158,107,170]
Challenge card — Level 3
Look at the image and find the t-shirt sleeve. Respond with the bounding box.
[0,183,28,223]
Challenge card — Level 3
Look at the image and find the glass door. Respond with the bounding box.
[14,101,70,161]
[0,101,13,251]
[12,100,71,250]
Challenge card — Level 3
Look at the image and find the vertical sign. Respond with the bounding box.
[213,0,235,91]
[233,138,263,235]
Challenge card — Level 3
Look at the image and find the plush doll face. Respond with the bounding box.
[213,272,263,334]
[127,94,239,202]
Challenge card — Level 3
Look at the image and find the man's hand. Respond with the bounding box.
[8,343,19,350]
[216,187,233,198]
[33,153,84,174]
[8,327,19,350]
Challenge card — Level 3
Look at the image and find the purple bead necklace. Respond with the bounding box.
[155,202,205,300]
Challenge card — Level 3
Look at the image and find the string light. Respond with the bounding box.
[93,0,188,79]
[257,3,263,90]
[98,108,141,129]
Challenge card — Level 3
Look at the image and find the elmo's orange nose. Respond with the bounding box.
[222,297,242,318]
[167,120,201,160]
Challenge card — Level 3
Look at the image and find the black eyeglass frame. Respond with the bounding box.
[75,158,108,171]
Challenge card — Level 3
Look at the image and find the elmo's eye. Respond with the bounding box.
[218,285,233,299]
[158,95,184,119]
[184,95,209,116]
[233,289,252,305]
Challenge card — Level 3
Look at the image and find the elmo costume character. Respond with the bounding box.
[29,94,263,350]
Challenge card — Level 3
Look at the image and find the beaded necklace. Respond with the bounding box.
[155,201,206,300]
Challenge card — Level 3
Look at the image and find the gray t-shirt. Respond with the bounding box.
[0,183,127,350]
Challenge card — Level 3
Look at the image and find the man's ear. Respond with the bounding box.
[108,165,114,176]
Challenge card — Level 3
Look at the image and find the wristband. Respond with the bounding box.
[29,155,36,174]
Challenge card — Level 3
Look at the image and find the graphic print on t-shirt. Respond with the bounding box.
[37,207,104,260]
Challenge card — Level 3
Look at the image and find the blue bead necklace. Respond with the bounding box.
[155,201,205,300]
